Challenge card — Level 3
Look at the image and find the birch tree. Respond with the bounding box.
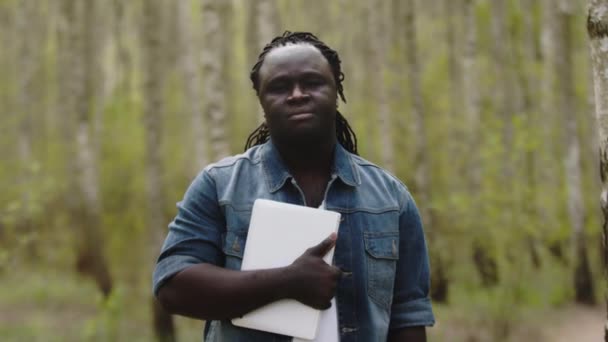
[244,0,280,74]
[491,0,518,194]
[202,0,230,160]
[445,0,463,122]
[177,0,208,174]
[539,0,564,258]
[142,0,175,340]
[255,0,281,124]
[587,1,608,336]
[462,0,497,288]
[557,0,595,305]
[59,0,113,297]
[112,0,133,91]
[516,0,542,268]
[401,0,449,302]
[15,0,36,250]
[369,0,394,172]
[463,0,481,200]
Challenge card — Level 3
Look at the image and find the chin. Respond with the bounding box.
[285,130,335,149]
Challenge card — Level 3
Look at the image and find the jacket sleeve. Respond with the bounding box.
[389,190,435,329]
[152,168,225,296]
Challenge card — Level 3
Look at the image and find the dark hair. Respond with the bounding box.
[245,31,358,155]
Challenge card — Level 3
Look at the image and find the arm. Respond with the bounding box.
[388,190,435,332]
[158,263,290,320]
[158,234,341,320]
[387,326,426,342]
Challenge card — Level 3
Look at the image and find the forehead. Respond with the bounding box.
[258,44,333,81]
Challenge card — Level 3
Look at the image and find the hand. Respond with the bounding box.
[285,233,341,310]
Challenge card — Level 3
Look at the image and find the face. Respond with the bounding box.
[257,44,338,148]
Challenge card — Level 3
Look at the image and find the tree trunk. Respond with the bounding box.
[15,0,36,254]
[587,3,608,337]
[539,0,564,261]
[59,0,113,298]
[445,0,462,122]
[369,0,394,172]
[142,0,175,340]
[177,0,208,175]
[245,0,281,78]
[463,0,500,285]
[244,0,281,127]
[202,0,230,160]
[112,0,133,91]
[462,0,480,208]
[556,0,594,305]
[256,0,281,51]
[402,0,447,302]
[518,0,542,269]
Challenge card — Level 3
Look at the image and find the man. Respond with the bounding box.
[153,31,434,341]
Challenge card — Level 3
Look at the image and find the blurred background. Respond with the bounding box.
[0,0,604,341]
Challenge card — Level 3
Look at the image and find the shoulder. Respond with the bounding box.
[351,154,409,191]
[348,153,414,209]
[202,145,264,176]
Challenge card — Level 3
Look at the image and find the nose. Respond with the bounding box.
[287,84,309,103]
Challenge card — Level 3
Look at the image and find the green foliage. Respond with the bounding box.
[0,0,602,340]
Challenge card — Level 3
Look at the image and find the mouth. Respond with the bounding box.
[287,112,315,121]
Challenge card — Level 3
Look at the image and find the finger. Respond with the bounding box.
[307,233,337,257]
[321,300,332,310]
[332,266,343,279]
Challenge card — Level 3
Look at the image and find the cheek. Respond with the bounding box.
[260,95,281,110]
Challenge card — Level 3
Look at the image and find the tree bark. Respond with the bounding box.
[59,0,113,298]
[587,2,608,338]
[177,0,208,175]
[369,0,394,172]
[202,0,230,160]
[244,0,280,127]
[445,0,463,121]
[112,0,134,91]
[539,0,564,261]
[462,0,481,211]
[402,0,447,302]
[518,0,542,268]
[255,0,280,125]
[15,0,36,253]
[142,0,175,340]
[557,0,594,305]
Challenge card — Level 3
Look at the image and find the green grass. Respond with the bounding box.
[0,266,203,341]
[0,262,601,341]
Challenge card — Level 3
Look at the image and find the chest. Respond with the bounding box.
[293,176,330,208]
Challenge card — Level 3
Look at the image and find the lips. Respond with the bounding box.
[287,108,315,117]
[288,112,315,121]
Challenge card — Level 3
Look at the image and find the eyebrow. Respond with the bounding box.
[265,70,328,84]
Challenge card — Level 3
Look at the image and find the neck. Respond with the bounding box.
[274,138,336,175]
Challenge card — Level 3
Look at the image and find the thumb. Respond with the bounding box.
[307,233,337,257]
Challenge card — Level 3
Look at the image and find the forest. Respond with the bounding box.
[0,0,606,341]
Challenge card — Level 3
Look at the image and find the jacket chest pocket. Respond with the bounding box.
[364,231,399,309]
[222,230,247,270]
[222,206,252,270]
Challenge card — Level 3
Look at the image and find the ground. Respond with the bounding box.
[0,268,604,341]
[429,303,604,342]
[538,305,604,342]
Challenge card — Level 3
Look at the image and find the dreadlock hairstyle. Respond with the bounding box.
[244,31,358,155]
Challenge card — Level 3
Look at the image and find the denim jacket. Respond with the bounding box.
[153,141,435,341]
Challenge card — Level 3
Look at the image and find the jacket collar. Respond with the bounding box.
[261,140,360,193]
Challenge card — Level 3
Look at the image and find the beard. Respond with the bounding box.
[269,118,336,151]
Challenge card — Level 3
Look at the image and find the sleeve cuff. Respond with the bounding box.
[389,297,435,329]
[152,254,202,296]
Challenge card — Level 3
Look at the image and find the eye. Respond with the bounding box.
[266,81,289,93]
[303,77,325,88]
